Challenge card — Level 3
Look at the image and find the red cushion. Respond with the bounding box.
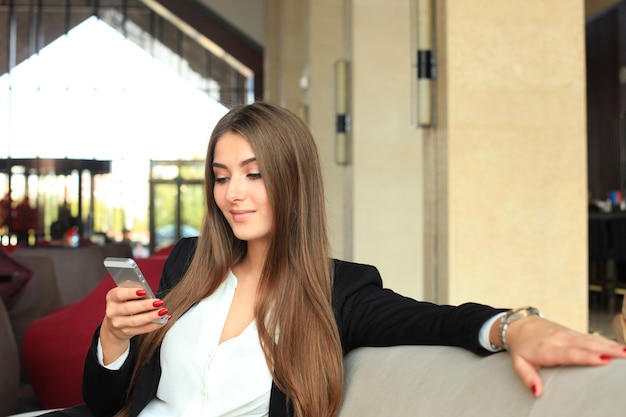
[151,243,175,257]
[22,256,167,409]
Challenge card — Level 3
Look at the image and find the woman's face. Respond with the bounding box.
[212,131,274,248]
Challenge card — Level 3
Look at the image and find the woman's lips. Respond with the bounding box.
[231,210,254,222]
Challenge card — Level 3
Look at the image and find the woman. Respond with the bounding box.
[51,102,626,417]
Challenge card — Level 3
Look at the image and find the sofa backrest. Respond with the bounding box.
[338,345,626,417]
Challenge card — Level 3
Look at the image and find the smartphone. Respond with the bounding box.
[103,257,167,324]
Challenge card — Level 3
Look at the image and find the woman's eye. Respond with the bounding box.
[247,173,262,180]
[214,176,228,184]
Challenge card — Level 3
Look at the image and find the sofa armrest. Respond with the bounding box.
[339,345,626,417]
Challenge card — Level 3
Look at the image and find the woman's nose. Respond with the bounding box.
[226,176,245,201]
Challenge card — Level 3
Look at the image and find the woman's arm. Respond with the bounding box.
[332,260,506,354]
[333,259,626,398]
[82,326,137,417]
[81,238,197,416]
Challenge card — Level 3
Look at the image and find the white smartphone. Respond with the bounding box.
[103,257,167,324]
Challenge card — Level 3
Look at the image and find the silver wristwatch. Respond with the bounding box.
[494,306,543,351]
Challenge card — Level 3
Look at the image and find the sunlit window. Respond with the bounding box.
[0,17,228,253]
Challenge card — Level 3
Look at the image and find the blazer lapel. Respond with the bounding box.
[269,383,290,417]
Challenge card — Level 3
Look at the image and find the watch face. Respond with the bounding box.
[507,307,541,320]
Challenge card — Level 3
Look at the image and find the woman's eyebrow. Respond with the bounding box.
[240,157,257,167]
[212,157,257,169]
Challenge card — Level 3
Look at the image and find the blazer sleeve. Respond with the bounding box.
[331,259,507,356]
[81,325,137,417]
[81,237,198,417]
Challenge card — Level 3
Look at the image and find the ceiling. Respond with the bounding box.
[0,0,263,105]
[194,0,265,47]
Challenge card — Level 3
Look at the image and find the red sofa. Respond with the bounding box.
[22,256,168,409]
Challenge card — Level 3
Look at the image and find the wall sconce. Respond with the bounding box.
[335,59,350,165]
[415,0,434,128]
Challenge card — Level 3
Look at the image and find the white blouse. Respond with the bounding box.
[100,270,273,417]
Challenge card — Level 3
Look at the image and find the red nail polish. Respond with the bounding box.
[136,289,147,297]
[158,308,169,317]
[531,385,537,396]
[153,300,164,308]
[600,354,612,361]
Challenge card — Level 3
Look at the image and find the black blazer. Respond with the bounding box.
[81,238,503,417]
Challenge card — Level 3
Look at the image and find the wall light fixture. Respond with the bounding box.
[415,0,434,128]
[335,59,350,165]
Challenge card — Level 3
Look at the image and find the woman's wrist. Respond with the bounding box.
[100,320,131,365]
[490,307,543,351]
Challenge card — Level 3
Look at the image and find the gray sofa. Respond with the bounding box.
[1,298,19,417]
[8,344,626,417]
[339,345,626,416]
[9,255,63,381]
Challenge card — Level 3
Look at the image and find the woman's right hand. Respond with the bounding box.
[99,287,170,365]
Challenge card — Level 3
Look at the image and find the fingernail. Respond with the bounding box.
[152,300,164,308]
[158,308,169,317]
[136,289,147,297]
[531,385,537,396]
[167,315,172,321]
[623,347,626,352]
[600,354,612,361]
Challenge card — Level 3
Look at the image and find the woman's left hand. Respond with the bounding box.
[502,315,626,397]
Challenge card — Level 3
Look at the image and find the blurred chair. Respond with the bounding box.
[607,216,626,312]
[12,246,107,306]
[9,255,63,382]
[612,296,626,344]
[21,256,167,409]
[0,298,19,417]
[588,217,611,308]
[96,241,133,259]
[151,242,175,257]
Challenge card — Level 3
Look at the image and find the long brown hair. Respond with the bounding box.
[121,102,344,417]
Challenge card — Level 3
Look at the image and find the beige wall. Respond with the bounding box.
[432,0,588,331]
[264,0,305,110]
[202,0,614,47]
[306,0,353,260]
[350,0,425,298]
[265,0,351,258]
[266,0,589,332]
